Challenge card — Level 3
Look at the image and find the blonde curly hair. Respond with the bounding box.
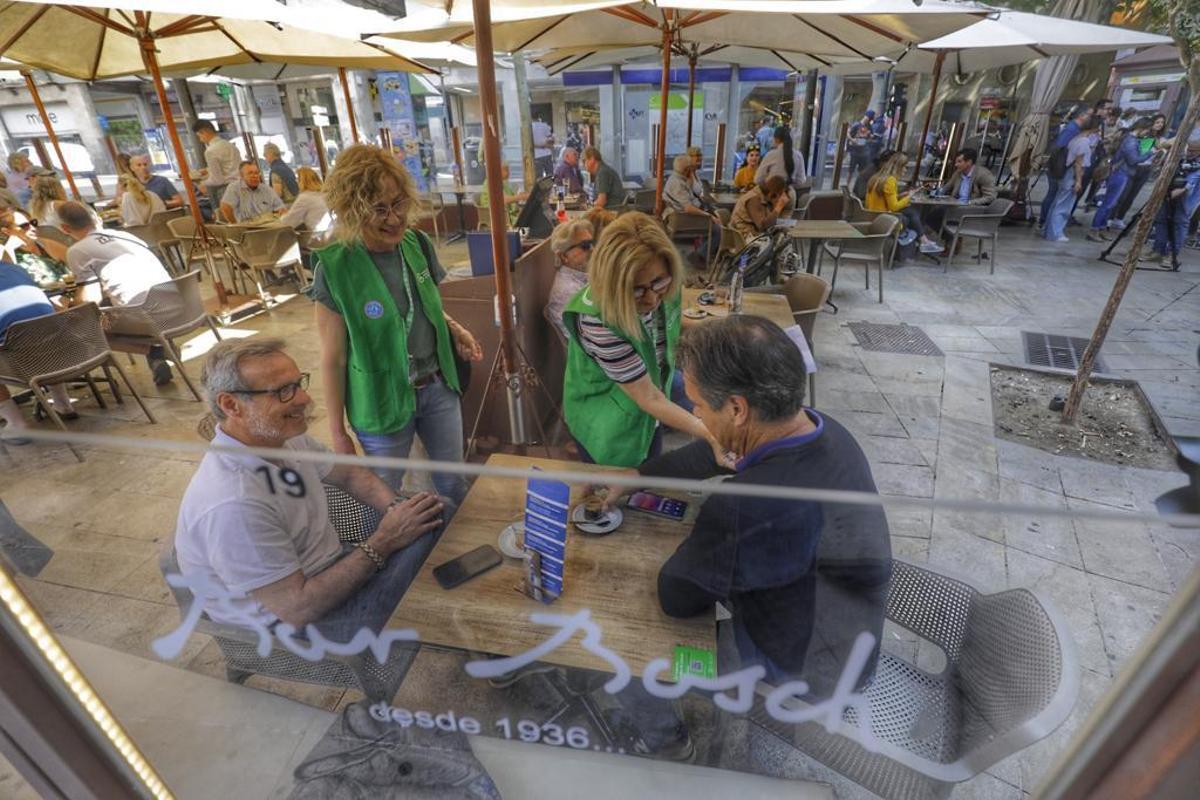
[322,144,425,244]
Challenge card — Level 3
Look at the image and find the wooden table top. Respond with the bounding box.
[387,454,715,675]
[785,220,864,240]
[680,287,794,330]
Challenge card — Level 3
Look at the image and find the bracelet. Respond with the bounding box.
[356,541,386,572]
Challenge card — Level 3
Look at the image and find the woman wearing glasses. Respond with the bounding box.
[545,217,595,343]
[561,212,726,468]
[312,145,482,504]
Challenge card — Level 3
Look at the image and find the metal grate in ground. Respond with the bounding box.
[848,322,944,357]
[1021,331,1106,373]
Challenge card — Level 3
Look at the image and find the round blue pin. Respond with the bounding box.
[364,300,385,319]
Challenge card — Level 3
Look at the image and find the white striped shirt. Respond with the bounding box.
[577,309,667,384]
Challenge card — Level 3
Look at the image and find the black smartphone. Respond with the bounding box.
[433,545,503,589]
[626,491,688,521]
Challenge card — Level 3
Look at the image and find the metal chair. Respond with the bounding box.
[0,303,156,460]
[165,215,206,268]
[157,486,412,701]
[823,213,900,304]
[750,559,1079,800]
[939,199,1014,273]
[417,192,444,241]
[101,271,221,402]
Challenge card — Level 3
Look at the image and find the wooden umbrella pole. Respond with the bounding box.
[21,71,81,201]
[653,17,673,217]
[685,51,697,148]
[912,51,945,187]
[139,36,228,305]
[338,67,360,144]
[471,0,518,388]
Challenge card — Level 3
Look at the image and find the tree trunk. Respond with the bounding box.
[1062,81,1200,422]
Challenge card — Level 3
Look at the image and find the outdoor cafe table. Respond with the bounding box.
[787,220,864,274]
[680,287,793,330]
[386,454,716,677]
[710,191,741,210]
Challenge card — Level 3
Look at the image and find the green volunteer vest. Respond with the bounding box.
[315,231,460,434]
[562,286,681,467]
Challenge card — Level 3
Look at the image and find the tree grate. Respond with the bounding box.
[848,323,944,357]
[1021,331,1106,373]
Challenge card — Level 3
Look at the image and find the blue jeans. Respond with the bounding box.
[1153,198,1189,258]
[1092,169,1130,231]
[353,376,467,506]
[1044,179,1078,241]
[312,534,442,643]
[1039,174,1060,227]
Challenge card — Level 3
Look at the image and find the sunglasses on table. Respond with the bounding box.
[236,373,310,403]
[632,275,673,300]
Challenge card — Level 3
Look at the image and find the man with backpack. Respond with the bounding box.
[1038,106,1093,231]
[1044,118,1100,242]
[1088,116,1157,242]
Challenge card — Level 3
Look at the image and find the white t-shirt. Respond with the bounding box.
[532,120,553,158]
[174,427,342,628]
[120,190,166,227]
[66,229,172,307]
[1066,134,1095,171]
[279,190,331,233]
[204,137,242,188]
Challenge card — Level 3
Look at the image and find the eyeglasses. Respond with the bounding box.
[565,239,594,254]
[370,199,410,221]
[236,373,310,403]
[632,275,673,300]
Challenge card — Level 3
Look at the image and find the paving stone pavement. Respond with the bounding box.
[0,222,1195,799]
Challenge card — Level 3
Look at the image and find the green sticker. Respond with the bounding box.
[672,644,716,682]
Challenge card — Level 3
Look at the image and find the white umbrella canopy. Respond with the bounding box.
[826,9,1172,75]
[535,43,863,75]
[378,0,990,61]
[0,0,434,80]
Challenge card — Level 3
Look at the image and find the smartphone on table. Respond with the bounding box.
[434,545,503,589]
[625,491,688,521]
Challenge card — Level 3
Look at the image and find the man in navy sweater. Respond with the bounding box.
[603,315,891,758]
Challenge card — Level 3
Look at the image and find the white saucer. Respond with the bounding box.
[570,504,623,536]
[497,523,525,558]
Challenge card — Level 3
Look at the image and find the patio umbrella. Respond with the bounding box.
[0,0,433,307]
[380,0,989,213]
[826,8,1170,183]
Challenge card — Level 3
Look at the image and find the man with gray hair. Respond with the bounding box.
[602,315,891,757]
[263,142,299,203]
[174,338,445,642]
[129,153,182,209]
[554,147,583,194]
[545,217,594,342]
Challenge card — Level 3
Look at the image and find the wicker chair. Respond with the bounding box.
[750,559,1079,800]
[939,199,1014,274]
[158,486,415,700]
[823,213,900,304]
[165,215,208,269]
[0,303,156,460]
[744,273,829,405]
[101,271,221,402]
[229,226,304,297]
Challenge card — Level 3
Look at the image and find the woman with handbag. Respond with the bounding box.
[312,145,482,505]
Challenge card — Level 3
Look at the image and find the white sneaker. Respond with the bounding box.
[919,241,943,254]
[1110,219,1126,230]
[1054,236,1070,243]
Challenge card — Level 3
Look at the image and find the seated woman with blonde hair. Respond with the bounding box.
[280,166,332,239]
[119,173,166,226]
[865,152,941,254]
